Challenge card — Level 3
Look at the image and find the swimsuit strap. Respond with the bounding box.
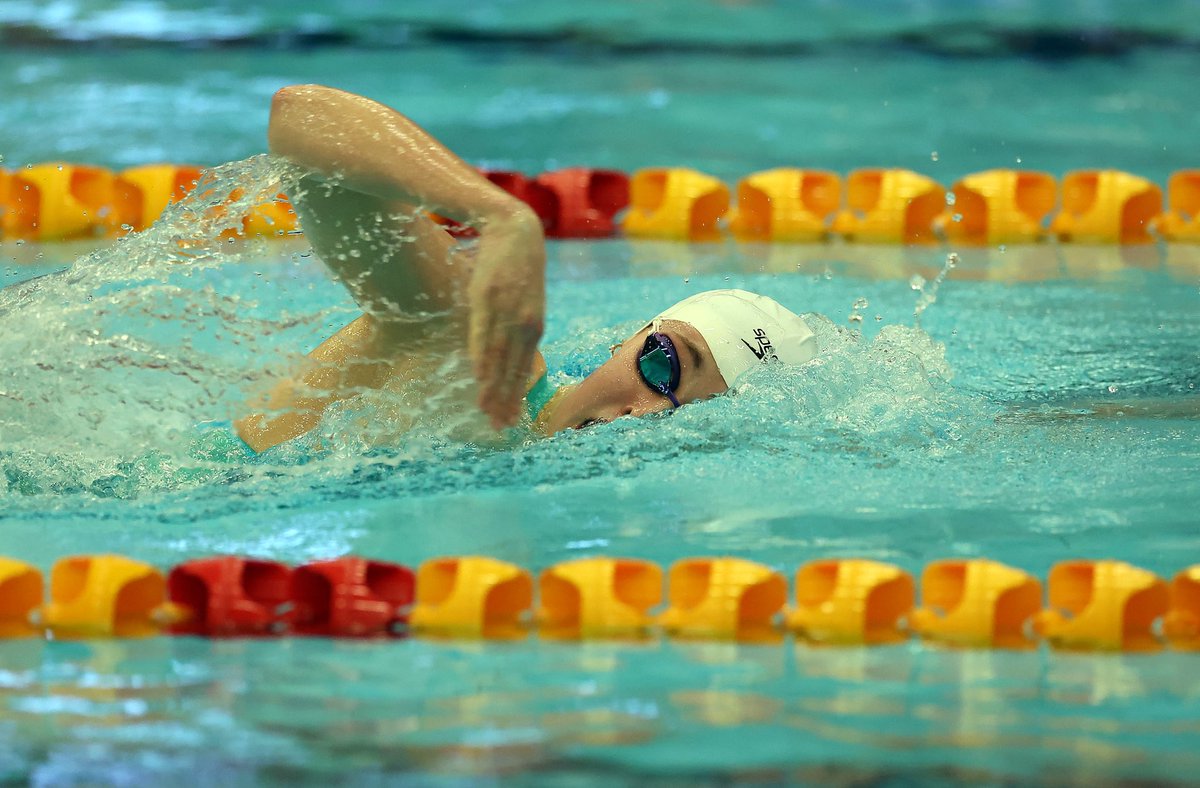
[524,373,556,422]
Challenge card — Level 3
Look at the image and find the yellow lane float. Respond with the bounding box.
[36,554,185,639]
[538,557,662,640]
[622,167,730,241]
[787,559,914,645]
[728,168,840,242]
[1051,169,1162,244]
[831,168,945,244]
[409,556,533,639]
[1156,170,1200,242]
[113,164,203,232]
[910,559,1043,649]
[1163,565,1200,650]
[940,169,1058,246]
[1034,560,1169,652]
[4,163,118,240]
[657,557,787,642]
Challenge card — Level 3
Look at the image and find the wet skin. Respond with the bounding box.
[538,319,730,434]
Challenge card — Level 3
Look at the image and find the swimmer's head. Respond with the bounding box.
[537,289,817,434]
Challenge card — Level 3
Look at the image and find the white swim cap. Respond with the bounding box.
[651,289,817,386]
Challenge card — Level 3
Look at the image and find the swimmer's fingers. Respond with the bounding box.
[467,208,546,429]
[472,307,541,429]
[496,320,541,425]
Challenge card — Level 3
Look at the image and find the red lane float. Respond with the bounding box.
[534,167,629,238]
[291,557,414,637]
[168,556,292,637]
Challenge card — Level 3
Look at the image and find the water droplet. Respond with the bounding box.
[930,151,939,162]
[945,191,956,206]
[1015,157,1023,164]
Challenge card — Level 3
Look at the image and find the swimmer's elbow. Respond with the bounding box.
[268,84,340,155]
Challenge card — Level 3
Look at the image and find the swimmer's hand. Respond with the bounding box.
[469,205,546,429]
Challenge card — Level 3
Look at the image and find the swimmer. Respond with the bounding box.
[234,86,818,452]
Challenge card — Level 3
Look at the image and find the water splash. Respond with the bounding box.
[912,252,957,326]
[0,156,330,495]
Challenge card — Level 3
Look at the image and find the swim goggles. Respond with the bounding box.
[637,332,681,408]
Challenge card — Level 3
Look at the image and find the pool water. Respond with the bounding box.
[2,1,1200,784]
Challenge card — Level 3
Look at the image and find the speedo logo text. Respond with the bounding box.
[741,328,778,361]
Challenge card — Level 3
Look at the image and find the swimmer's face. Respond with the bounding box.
[538,319,728,434]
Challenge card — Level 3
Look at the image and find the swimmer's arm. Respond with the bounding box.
[269,85,545,428]
[233,315,549,453]
[269,85,527,226]
[233,315,392,453]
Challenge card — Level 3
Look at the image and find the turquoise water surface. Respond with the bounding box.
[2,1,1199,783]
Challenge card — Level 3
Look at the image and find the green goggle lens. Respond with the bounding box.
[638,347,674,390]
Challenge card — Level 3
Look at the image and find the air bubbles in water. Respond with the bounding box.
[930,151,939,162]
[847,296,869,325]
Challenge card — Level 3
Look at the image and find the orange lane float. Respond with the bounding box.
[4,163,118,240]
[0,169,11,235]
[940,169,1058,246]
[728,168,841,243]
[36,554,185,639]
[0,558,43,638]
[241,193,298,237]
[1034,560,1169,652]
[168,556,292,637]
[291,557,414,637]
[622,167,730,241]
[1050,170,1163,244]
[535,167,630,238]
[1163,565,1200,650]
[787,559,914,645]
[909,559,1043,649]
[657,557,787,641]
[831,168,945,244]
[113,164,203,233]
[538,557,662,639]
[1156,170,1200,242]
[409,556,533,639]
